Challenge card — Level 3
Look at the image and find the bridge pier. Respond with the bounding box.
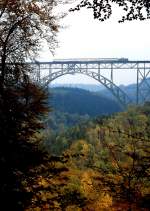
[136,62,150,104]
[137,64,139,105]
[111,63,113,82]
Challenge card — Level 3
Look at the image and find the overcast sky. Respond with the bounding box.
[38,3,150,85]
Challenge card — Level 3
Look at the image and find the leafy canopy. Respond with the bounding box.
[0,0,63,65]
[70,0,150,22]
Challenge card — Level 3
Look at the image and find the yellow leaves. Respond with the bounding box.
[66,205,82,211]
[80,169,113,211]
[64,175,81,193]
[111,161,118,168]
[37,177,49,188]
[95,193,113,210]
[70,139,93,157]
[80,170,94,197]
[114,175,123,183]
[65,205,82,211]
[119,162,130,170]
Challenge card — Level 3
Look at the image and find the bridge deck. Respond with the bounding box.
[31,60,150,64]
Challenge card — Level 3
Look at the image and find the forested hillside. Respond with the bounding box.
[50,87,121,116]
[39,103,150,210]
[46,87,122,130]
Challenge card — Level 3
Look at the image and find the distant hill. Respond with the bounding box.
[50,78,150,104]
[49,87,122,117]
[49,83,103,92]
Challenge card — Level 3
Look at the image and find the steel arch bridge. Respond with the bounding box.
[30,58,150,107]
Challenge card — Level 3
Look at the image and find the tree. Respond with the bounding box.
[0,0,64,210]
[97,107,150,210]
[70,0,150,22]
[0,0,62,88]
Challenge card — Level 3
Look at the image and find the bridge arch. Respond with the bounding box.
[41,69,132,107]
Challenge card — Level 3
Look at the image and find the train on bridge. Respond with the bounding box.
[53,58,129,62]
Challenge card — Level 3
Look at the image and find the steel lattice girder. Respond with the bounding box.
[29,59,150,107]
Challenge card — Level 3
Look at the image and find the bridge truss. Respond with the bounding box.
[30,59,150,107]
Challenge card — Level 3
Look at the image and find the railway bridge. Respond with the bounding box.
[30,58,150,107]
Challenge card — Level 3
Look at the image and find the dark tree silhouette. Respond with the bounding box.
[70,0,150,22]
[0,0,64,210]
